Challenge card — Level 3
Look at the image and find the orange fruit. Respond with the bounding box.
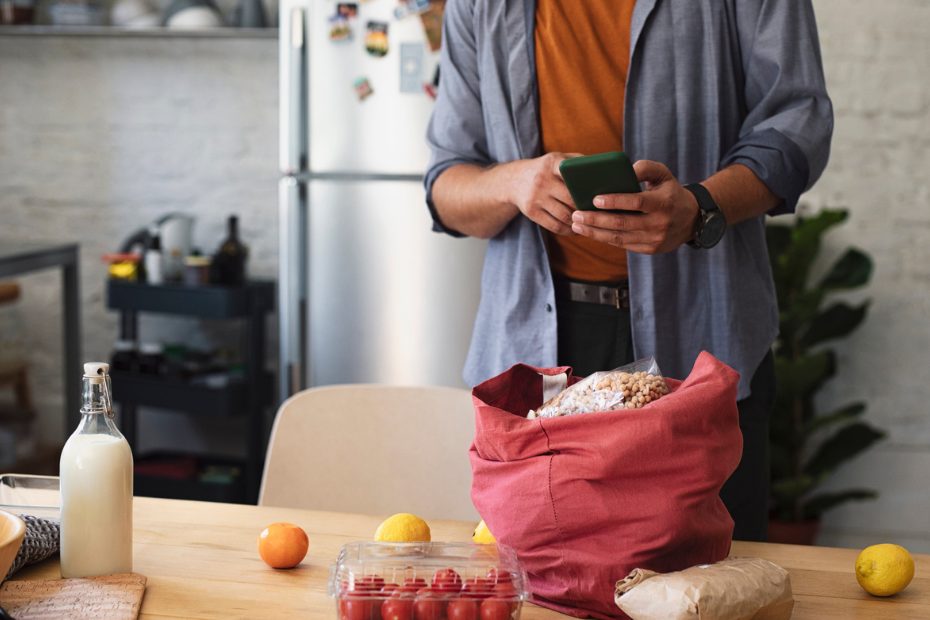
[258,522,309,569]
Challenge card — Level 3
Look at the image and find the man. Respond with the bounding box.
[425,0,832,541]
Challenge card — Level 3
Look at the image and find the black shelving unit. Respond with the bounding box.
[106,279,275,504]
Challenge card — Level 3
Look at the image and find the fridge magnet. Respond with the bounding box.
[336,2,358,19]
[329,15,352,41]
[353,77,374,101]
[393,0,429,20]
[365,21,389,57]
[419,1,445,52]
[399,43,424,93]
[424,65,440,99]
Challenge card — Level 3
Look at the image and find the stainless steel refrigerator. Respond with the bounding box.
[278,0,486,401]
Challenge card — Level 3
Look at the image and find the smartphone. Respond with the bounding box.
[559,151,640,211]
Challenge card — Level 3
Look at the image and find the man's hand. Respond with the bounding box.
[507,152,581,236]
[570,160,700,254]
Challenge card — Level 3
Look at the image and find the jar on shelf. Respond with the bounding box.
[111,339,138,373]
[138,343,164,376]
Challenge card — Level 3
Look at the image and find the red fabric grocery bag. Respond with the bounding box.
[469,351,742,619]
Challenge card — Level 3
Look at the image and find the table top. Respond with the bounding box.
[0,241,79,279]
[8,497,929,619]
[0,241,78,263]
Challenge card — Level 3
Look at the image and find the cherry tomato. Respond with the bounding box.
[393,584,419,597]
[355,576,386,591]
[493,582,517,597]
[448,598,480,620]
[381,583,399,596]
[413,587,447,620]
[479,599,514,620]
[432,568,463,593]
[485,568,513,586]
[462,577,494,599]
[342,595,379,620]
[381,597,414,620]
[404,577,428,590]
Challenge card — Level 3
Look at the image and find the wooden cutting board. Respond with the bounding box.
[0,573,146,620]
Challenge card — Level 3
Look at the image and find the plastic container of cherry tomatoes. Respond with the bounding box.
[329,541,529,620]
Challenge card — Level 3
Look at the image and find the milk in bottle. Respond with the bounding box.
[59,362,133,578]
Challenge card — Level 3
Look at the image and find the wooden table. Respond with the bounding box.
[8,497,930,619]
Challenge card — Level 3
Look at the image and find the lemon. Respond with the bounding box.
[374,513,431,542]
[472,519,497,545]
[855,544,915,597]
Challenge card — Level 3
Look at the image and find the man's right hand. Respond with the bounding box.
[506,152,579,236]
[431,152,580,240]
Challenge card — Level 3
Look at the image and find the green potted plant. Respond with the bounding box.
[766,208,885,545]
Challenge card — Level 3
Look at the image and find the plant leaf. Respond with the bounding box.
[819,248,873,291]
[801,302,870,348]
[803,402,867,435]
[771,475,816,502]
[779,289,825,347]
[802,489,878,519]
[766,224,792,274]
[804,422,886,479]
[775,351,836,399]
[781,209,848,292]
[766,224,793,300]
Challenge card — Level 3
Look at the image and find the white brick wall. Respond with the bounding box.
[0,0,928,549]
[0,36,278,456]
[803,0,930,551]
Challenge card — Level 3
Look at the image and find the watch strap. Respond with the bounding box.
[684,183,719,248]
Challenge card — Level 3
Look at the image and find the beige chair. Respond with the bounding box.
[259,384,480,521]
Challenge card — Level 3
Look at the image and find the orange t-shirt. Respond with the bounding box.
[535,0,636,283]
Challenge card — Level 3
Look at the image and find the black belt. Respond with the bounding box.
[554,278,630,310]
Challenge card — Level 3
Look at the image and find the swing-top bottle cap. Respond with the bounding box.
[83,362,110,381]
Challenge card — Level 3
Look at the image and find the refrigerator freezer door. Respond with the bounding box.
[307,0,440,175]
[308,180,486,388]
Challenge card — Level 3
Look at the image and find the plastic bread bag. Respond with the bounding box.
[528,357,669,419]
[614,558,794,620]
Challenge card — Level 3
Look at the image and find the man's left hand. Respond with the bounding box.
[570,160,699,254]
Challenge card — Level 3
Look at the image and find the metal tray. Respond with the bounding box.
[0,474,60,521]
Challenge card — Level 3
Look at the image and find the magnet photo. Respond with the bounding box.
[336,2,358,19]
[329,15,352,41]
[394,0,429,19]
[419,1,444,52]
[399,42,424,93]
[353,77,374,101]
[365,21,389,57]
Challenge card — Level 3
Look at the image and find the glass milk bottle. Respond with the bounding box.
[60,362,134,578]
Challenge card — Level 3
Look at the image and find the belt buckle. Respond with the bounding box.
[605,286,628,310]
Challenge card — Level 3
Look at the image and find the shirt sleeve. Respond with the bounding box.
[423,0,491,237]
[721,0,834,215]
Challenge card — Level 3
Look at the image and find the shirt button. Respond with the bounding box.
[546,303,553,313]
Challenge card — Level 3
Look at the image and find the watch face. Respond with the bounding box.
[698,212,727,248]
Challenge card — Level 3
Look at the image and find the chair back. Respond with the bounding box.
[260,384,479,521]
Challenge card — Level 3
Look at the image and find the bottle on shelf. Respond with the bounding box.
[210,215,249,287]
[59,363,133,579]
[144,228,164,285]
[110,339,138,373]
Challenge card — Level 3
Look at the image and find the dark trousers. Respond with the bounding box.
[556,297,774,542]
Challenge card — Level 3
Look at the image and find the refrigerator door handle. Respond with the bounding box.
[278,178,308,402]
[280,4,307,174]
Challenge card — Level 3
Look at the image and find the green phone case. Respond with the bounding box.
[559,151,640,211]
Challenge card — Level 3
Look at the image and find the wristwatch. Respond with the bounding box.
[684,183,727,249]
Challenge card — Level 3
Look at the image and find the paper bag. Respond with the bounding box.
[614,558,793,620]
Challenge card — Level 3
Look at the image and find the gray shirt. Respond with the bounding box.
[425,0,833,399]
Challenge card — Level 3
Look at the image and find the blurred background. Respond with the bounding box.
[0,0,927,550]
